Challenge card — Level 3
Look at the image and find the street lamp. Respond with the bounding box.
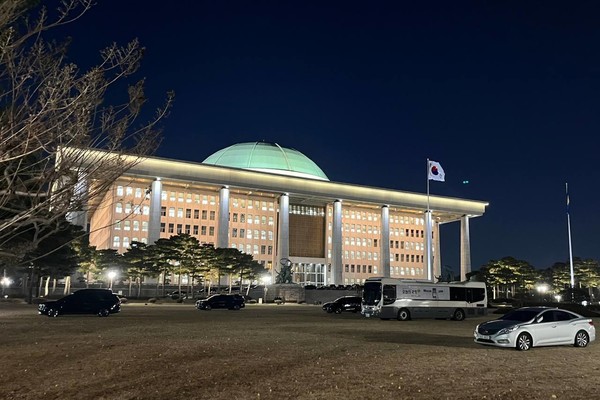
[108,271,117,291]
[1,276,12,298]
[261,274,272,303]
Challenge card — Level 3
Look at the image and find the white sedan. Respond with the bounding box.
[474,306,596,351]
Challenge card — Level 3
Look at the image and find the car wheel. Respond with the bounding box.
[516,332,532,351]
[397,308,411,321]
[232,304,240,310]
[452,309,466,321]
[334,307,342,314]
[47,308,59,317]
[326,307,334,313]
[205,305,211,311]
[97,309,110,317]
[574,330,590,347]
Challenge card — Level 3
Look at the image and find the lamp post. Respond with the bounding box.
[108,271,117,291]
[1,271,11,298]
[261,274,272,303]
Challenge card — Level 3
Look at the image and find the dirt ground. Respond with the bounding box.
[0,301,598,400]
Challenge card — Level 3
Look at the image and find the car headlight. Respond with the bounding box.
[497,325,520,335]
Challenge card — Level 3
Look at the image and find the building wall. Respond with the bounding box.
[90,179,433,285]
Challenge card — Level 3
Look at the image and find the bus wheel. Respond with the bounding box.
[453,309,465,321]
[397,308,411,321]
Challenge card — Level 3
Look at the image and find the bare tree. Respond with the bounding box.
[0,0,174,262]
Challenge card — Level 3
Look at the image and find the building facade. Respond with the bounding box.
[77,142,488,286]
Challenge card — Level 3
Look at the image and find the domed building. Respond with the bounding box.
[202,142,329,181]
[82,141,488,287]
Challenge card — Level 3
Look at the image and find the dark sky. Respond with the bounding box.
[54,0,600,272]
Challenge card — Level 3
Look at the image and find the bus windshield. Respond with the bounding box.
[362,282,381,306]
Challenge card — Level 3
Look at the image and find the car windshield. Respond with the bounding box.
[499,309,540,322]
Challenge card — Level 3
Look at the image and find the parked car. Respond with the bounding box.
[38,289,121,317]
[488,297,518,308]
[166,290,188,300]
[322,296,362,314]
[195,294,245,310]
[474,306,596,351]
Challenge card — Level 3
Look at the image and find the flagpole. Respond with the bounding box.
[426,159,432,281]
[566,182,575,289]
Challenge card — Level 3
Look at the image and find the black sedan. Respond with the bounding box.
[38,289,121,317]
[195,294,245,310]
[322,296,362,314]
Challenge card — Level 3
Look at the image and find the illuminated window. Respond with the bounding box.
[116,186,124,196]
[113,236,120,247]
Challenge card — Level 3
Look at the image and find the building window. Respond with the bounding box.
[169,207,175,217]
[115,221,121,230]
[232,228,238,238]
[201,226,207,235]
[240,214,246,223]
[113,236,120,247]
[240,229,245,238]
[143,206,149,215]
[233,213,238,222]
[124,221,131,231]
[186,209,191,218]
[178,193,184,202]
[161,207,166,216]
[185,224,191,234]
[116,186,124,196]
[161,191,167,200]
[160,223,165,233]
[176,224,182,234]
[123,237,130,248]
[268,245,273,255]
[133,221,139,231]
[261,245,266,254]
[194,209,199,219]
[177,208,184,218]
[202,210,207,220]
[115,203,123,213]
[209,227,215,236]
[135,188,142,198]
[168,223,174,233]
[193,225,198,235]
[209,211,215,220]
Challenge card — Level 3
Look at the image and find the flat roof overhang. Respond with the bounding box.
[73,148,489,223]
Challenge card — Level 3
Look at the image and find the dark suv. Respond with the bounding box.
[195,294,245,310]
[38,289,121,317]
[322,296,362,314]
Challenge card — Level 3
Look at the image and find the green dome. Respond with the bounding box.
[202,142,329,181]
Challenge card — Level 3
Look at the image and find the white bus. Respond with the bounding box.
[361,277,488,321]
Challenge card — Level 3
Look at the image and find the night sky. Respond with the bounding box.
[52,1,600,272]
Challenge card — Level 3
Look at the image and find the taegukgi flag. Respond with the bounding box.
[428,160,445,182]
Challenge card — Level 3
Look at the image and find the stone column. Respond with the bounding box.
[147,178,162,245]
[276,193,290,281]
[331,200,343,285]
[433,220,441,280]
[380,205,390,278]
[460,215,472,281]
[65,172,88,230]
[424,210,433,281]
[217,186,230,249]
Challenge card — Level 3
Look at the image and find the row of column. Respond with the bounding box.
[145,181,472,284]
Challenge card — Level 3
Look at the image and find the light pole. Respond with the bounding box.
[261,274,272,303]
[108,271,117,291]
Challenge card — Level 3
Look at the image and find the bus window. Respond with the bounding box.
[467,288,486,303]
[362,282,381,306]
[382,284,396,305]
[449,287,466,301]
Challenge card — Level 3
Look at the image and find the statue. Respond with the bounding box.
[275,258,293,284]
